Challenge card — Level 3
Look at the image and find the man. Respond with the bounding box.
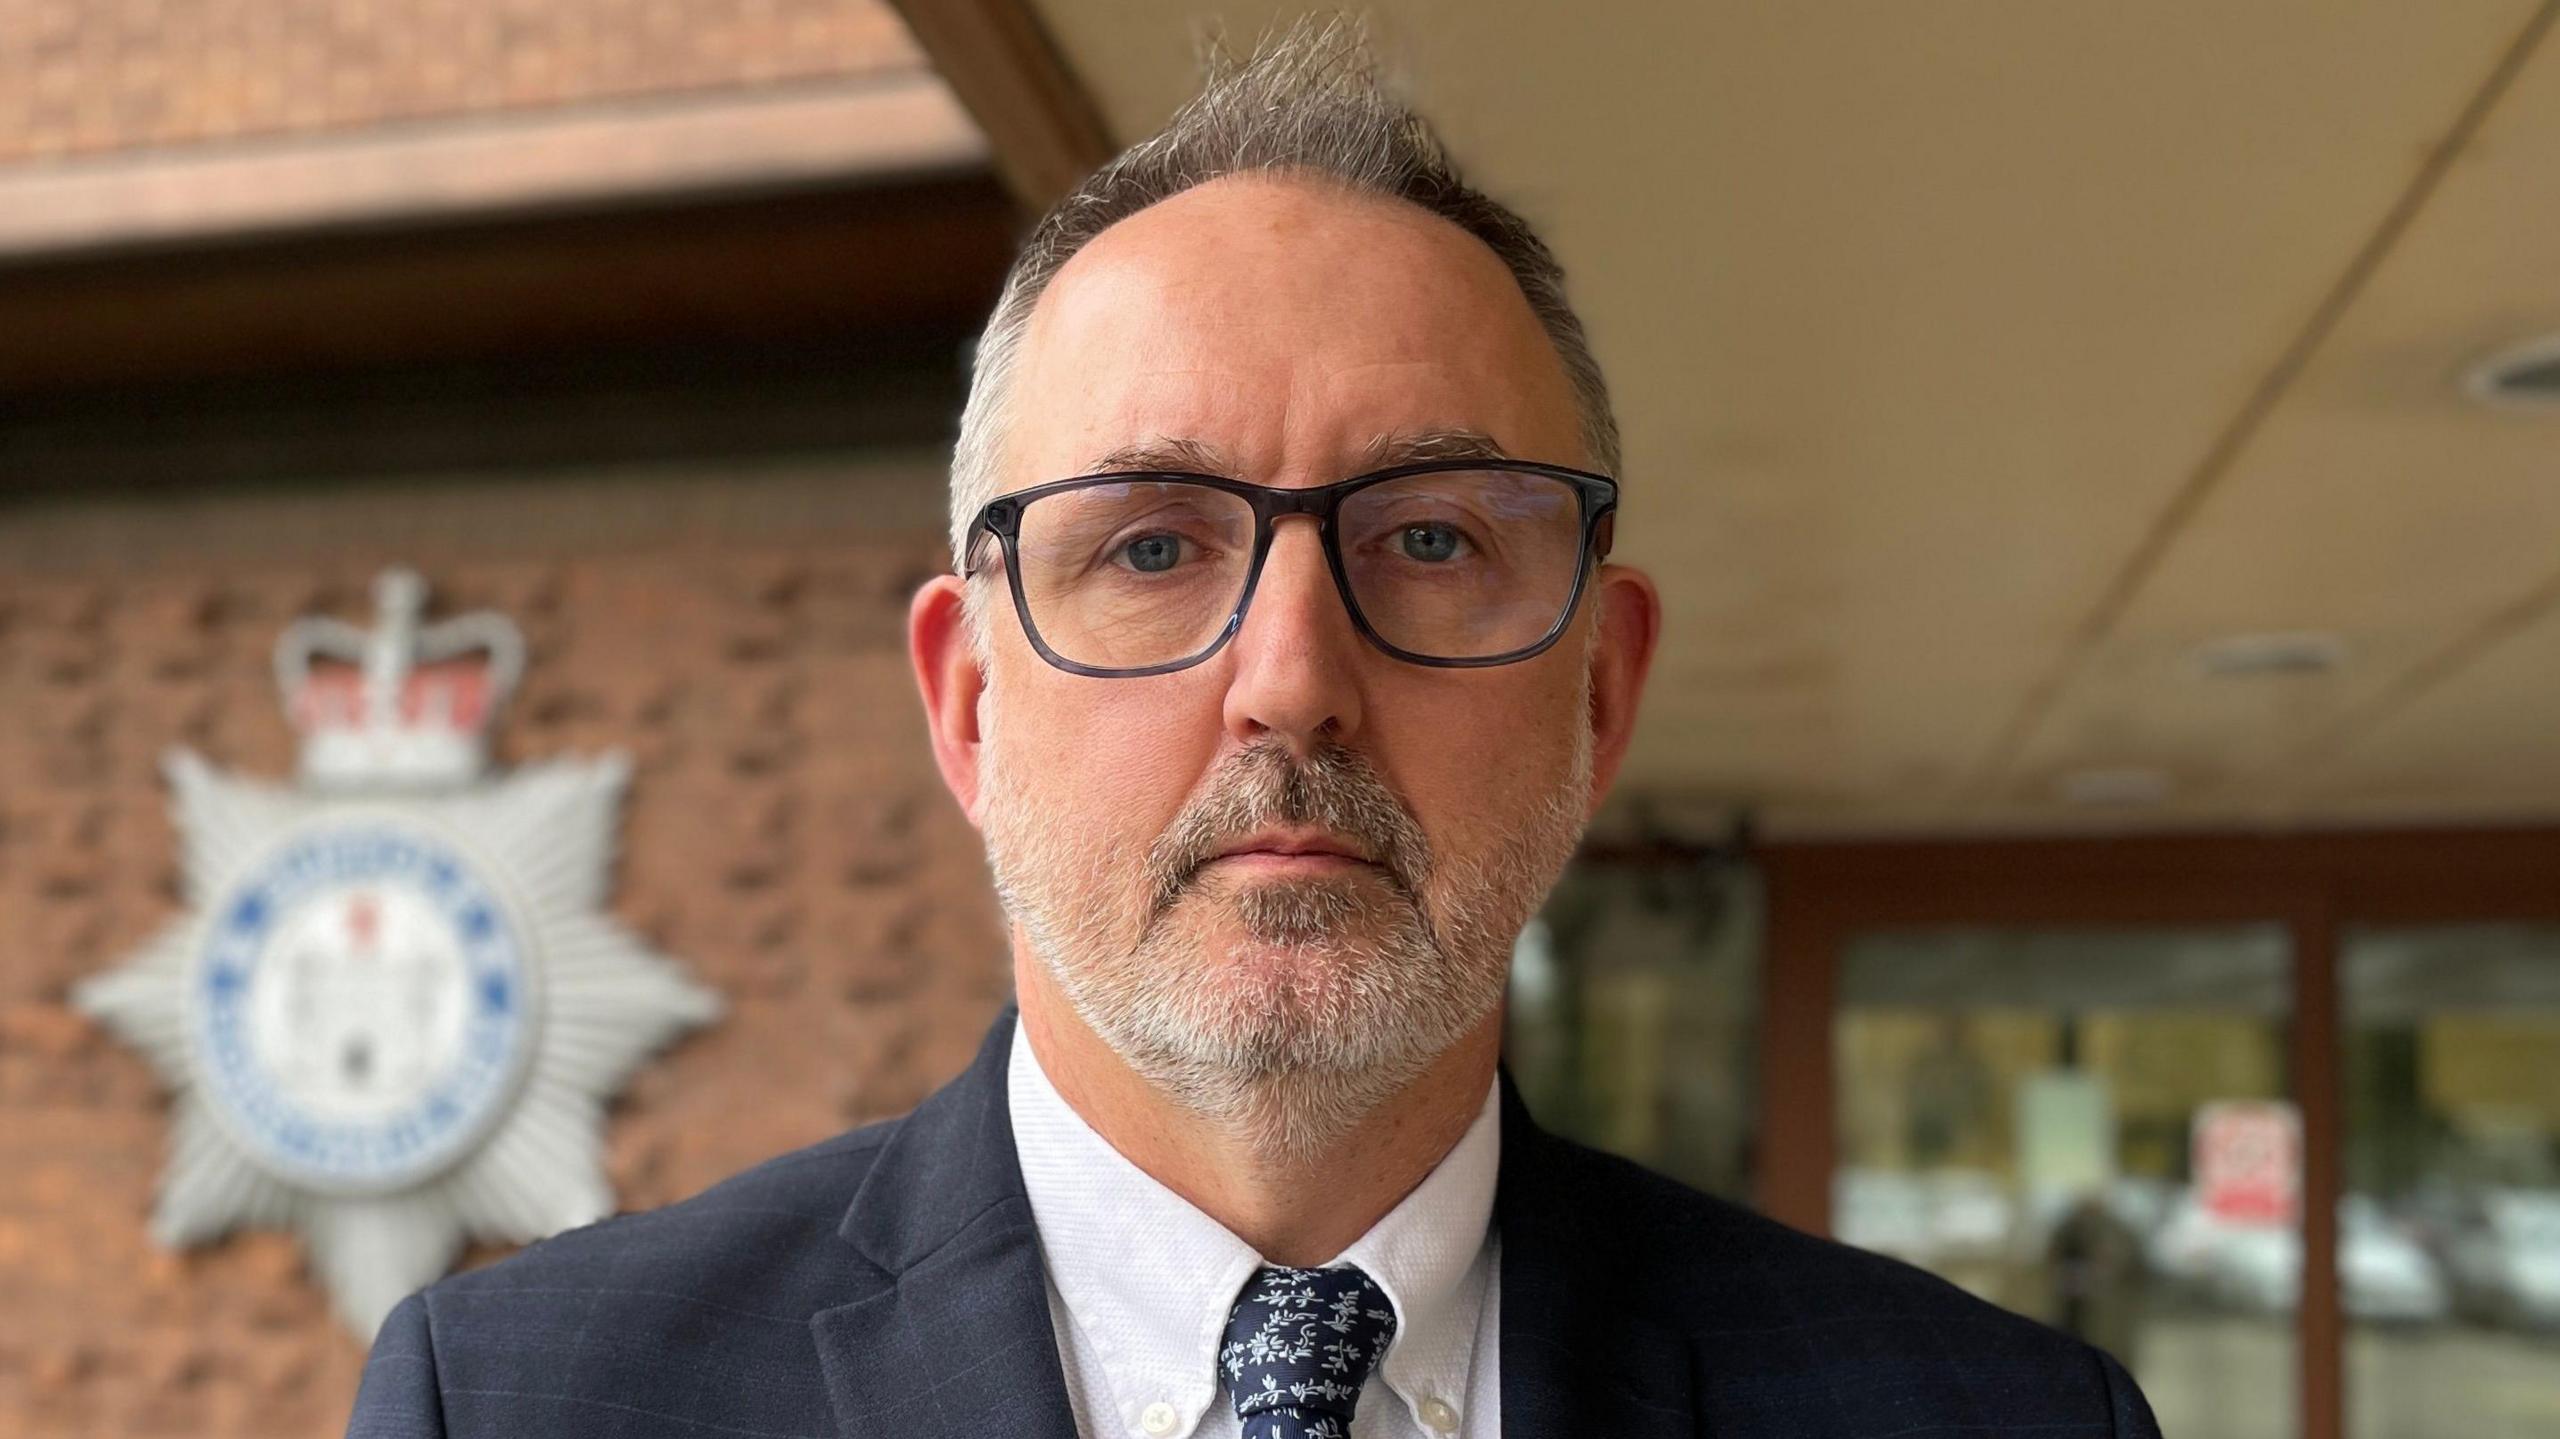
[349,20,2159,1438]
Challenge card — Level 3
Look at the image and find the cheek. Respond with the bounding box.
[992,665,1225,837]
[1371,671,1587,855]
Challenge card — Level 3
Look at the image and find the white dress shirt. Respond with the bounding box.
[1008,1016,1503,1439]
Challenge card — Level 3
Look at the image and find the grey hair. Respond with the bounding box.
[946,14,1621,588]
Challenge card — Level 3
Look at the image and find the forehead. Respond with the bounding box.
[1007,174,1584,479]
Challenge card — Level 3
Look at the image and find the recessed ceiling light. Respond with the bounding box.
[2193,631,2347,678]
[2055,767,2173,808]
[2464,334,2560,411]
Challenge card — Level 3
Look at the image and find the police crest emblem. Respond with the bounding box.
[76,569,721,1337]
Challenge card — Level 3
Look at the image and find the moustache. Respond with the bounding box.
[1144,741,1433,915]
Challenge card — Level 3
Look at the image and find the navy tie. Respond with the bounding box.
[1219,1264,1399,1439]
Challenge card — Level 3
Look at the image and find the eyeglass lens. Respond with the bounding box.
[1009,470,1588,671]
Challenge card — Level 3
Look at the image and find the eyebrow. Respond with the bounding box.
[1363,427,1512,467]
[1083,436,1234,475]
[1079,427,1512,477]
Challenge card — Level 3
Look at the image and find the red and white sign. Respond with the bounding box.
[2193,1100,2301,1226]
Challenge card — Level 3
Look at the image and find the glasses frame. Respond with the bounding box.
[962,457,1619,678]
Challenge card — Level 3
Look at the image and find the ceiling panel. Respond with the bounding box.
[2005,19,2560,826]
[1027,0,2544,834]
[2291,593,2560,824]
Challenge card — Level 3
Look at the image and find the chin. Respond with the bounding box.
[1201,865,1399,943]
[1135,888,1439,1069]
[1163,896,1374,1043]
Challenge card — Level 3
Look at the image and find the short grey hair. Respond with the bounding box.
[946,14,1621,579]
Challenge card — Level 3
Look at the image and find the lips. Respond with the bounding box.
[1209,850,1375,869]
[1207,828,1380,866]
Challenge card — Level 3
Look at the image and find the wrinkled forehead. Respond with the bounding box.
[1006,176,1586,484]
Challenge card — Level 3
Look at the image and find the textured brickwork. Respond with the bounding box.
[0,0,924,165]
[0,467,1014,1435]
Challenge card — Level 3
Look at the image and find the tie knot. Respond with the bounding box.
[1219,1264,1399,1439]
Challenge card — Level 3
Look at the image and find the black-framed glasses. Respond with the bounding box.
[961,457,1618,677]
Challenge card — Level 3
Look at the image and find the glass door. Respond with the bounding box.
[1835,926,2299,1439]
[2341,925,2560,1439]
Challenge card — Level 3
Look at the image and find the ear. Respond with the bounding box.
[1582,563,1662,815]
[909,573,990,826]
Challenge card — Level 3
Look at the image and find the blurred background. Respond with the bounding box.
[3,2,2558,1437]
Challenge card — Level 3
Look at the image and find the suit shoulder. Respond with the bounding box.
[378,1119,905,1438]
[431,1111,902,1300]
[1530,1131,2100,1354]
[1525,1136,2153,1430]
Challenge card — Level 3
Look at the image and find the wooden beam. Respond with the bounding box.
[0,178,1017,396]
[0,78,985,262]
[2289,898,2345,1439]
[1759,827,2560,925]
[1758,859,1842,1233]
[884,0,1118,209]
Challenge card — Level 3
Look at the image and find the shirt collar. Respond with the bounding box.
[1007,1014,1501,1437]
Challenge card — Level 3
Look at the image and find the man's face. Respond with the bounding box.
[963,175,1622,1131]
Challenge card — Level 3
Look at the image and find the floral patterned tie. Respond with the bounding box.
[1218,1264,1399,1439]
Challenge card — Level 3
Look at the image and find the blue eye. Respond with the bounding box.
[1400,523,1462,562]
[1122,534,1183,572]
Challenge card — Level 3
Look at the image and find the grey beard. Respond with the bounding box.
[979,689,1595,1164]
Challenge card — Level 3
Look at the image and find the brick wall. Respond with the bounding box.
[0,458,1014,1435]
[0,0,925,165]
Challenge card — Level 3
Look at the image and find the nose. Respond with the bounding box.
[1220,517,1367,759]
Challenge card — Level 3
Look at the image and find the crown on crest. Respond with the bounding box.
[273,568,526,790]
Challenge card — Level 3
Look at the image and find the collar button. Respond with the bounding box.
[1140,1400,1180,1437]
[1419,1396,1461,1433]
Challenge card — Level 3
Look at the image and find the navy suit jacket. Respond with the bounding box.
[348,1003,2159,1437]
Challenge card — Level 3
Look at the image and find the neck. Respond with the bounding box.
[1014,949,1501,1268]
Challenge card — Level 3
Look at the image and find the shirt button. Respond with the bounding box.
[1419,1397,1461,1433]
[1139,1401,1180,1436]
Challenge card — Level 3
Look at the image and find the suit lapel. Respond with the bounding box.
[809,1005,1080,1439]
[1496,1066,1699,1439]
[808,1011,1700,1438]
